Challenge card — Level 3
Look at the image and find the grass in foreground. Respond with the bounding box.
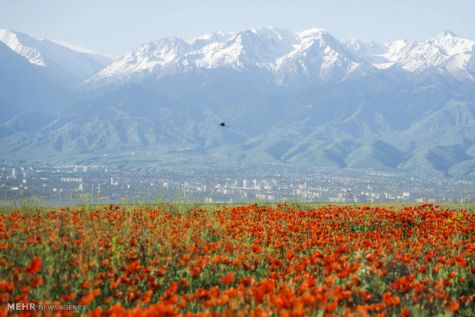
[0,203,474,316]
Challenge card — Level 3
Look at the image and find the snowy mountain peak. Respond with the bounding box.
[298,27,326,39]
[0,29,45,66]
[440,30,458,37]
[345,39,364,51]
[347,31,475,79]
[140,37,190,58]
[0,28,111,81]
[155,36,189,48]
[190,31,234,46]
[386,32,475,77]
[430,31,474,55]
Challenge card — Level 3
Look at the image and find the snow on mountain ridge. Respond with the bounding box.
[190,31,235,47]
[387,33,474,80]
[430,31,474,55]
[92,28,299,81]
[0,28,111,81]
[349,32,475,79]
[88,28,475,84]
[91,27,366,83]
[276,28,371,82]
[297,27,326,40]
[0,29,46,66]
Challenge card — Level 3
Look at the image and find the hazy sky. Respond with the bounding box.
[1,0,474,57]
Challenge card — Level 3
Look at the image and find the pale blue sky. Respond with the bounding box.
[1,0,474,57]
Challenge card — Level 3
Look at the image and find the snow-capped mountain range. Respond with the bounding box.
[1,27,475,177]
[90,27,474,84]
[348,31,475,80]
[1,27,474,85]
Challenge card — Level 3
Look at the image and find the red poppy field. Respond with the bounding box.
[0,203,474,316]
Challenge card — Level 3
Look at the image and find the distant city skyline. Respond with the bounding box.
[0,0,474,57]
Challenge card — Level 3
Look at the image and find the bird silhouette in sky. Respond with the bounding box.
[219,122,230,128]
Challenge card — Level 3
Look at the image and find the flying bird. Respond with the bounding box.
[219,122,230,128]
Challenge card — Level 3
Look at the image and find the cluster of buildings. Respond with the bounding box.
[0,163,473,205]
